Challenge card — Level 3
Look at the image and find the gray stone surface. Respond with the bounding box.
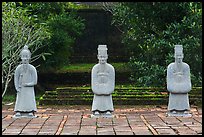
[13,45,37,118]
[91,45,115,117]
[166,45,192,116]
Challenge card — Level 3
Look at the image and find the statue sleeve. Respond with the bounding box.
[14,66,20,92]
[106,66,115,94]
[91,66,99,94]
[30,66,37,86]
[25,65,37,87]
[167,65,174,92]
[183,65,192,92]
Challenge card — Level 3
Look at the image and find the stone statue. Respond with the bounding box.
[166,45,192,116]
[13,45,38,118]
[91,45,115,118]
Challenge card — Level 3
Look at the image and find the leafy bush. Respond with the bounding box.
[41,12,85,68]
[23,2,85,70]
[128,59,166,86]
[2,2,49,97]
[109,2,202,86]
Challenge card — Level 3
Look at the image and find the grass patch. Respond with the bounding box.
[2,94,16,103]
[58,63,94,73]
[57,62,131,73]
[2,92,45,106]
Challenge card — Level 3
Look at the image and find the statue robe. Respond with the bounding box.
[167,62,191,111]
[91,63,115,112]
[14,64,37,112]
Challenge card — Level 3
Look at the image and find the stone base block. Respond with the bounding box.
[166,111,192,117]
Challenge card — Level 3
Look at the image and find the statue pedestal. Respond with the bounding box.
[12,112,38,119]
[91,112,114,118]
[166,111,192,117]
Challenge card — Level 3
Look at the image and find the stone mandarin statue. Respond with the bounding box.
[13,45,38,118]
[91,45,115,118]
[166,45,192,116]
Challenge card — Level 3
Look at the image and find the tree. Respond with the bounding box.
[162,2,202,86]
[2,2,50,97]
[22,2,85,70]
[104,2,202,86]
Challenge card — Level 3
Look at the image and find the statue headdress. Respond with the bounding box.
[174,45,183,57]
[98,45,108,56]
[20,45,31,58]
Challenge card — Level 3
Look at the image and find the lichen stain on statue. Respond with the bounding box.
[12,45,38,118]
[166,45,192,117]
[91,45,115,118]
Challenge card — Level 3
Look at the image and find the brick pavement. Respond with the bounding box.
[2,105,202,135]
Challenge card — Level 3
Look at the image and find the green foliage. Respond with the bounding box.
[39,86,201,105]
[22,2,85,70]
[22,2,81,21]
[163,2,202,78]
[2,2,48,50]
[2,2,50,97]
[53,62,130,73]
[42,13,85,68]
[111,2,202,86]
[2,93,45,106]
[111,2,189,53]
[128,59,166,86]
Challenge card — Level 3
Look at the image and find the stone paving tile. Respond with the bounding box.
[159,116,182,126]
[20,128,40,135]
[81,118,96,126]
[171,126,198,135]
[25,124,43,129]
[2,105,202,135]
[112,117,129,127]
[64,118,81,126]
[193,117,202,123]
[155,128,177,135]
[29,118,48,124]
[2,132,20,135]
[97,126,114,132]
[148,121,169,128]
[115,131,134,135]
[113,125,132,132]
[38,132,56,135]
[60,132,78,135]
[3,128,23,135]
[97,131,115,135]
[61,125,80,135]
[2,119,16,129]
[78,125,97,135]
[128,121,146,127]
[131,126,153,135]
[186,125,202,134]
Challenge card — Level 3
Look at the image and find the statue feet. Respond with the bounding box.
[27,112,38,118]
[28,112,34,117]
[94,111,100,115]
[105,111,111,115]
[13,112,21,118]
[12,112,21,118]
[12,112,37,118]
[91,111,100,118]
[167,110,192,117]
[103,111,113,118]
[91,111,113,118]
[172,110,177,114]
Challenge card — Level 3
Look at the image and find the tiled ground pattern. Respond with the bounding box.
[2,105,202,135]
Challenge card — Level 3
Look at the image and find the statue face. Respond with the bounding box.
[21,54,30,64]
[98,55,108,64]
[175,54,183,64]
